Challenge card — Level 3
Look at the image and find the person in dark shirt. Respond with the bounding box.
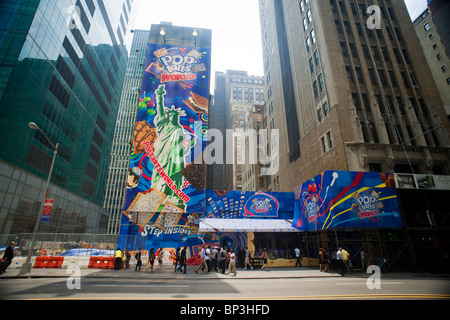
[0,241,15,274]
[180,246,187,274]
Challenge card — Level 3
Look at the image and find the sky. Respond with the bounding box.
[131,0,428,91]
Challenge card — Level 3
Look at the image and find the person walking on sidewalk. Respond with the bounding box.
[219,246,227,274]
[337,247,346,276]
[195,245,209,274]
[180,246,187,274]
[174,247,181,273]
[261,248,270,271]
[154,248,164,271]
[341,247,350,271]
[205,246,211,274]
[146,248,155,272]
[0,241,15,274]
[114,248,122,270]
[319,248,326,272]
[135,247,143,271]
[244,247,253,270]
[294,247,302,268]
[227,249,237,276]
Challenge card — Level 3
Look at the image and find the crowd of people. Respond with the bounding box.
[194,245,255,276]
[1,240,373,277]
[111,245,367,276]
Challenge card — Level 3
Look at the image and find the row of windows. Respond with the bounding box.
[230,77,264,84]
[422,21,449,81]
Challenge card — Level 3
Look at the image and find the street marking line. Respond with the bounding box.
[21,294,450,301]
[335,282,403,285]
[93,284,189,288]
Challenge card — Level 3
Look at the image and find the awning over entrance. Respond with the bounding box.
[198,219,298,233]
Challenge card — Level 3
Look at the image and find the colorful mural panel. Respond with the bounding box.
[123,43,211,220]
[292,171,403,231]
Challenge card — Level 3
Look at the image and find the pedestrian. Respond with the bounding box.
[174,247,181,273]
[319,248,326,272]
[195,245,209,274]
[0,241,15,274]
[294,247,302,268]
[361,250,367,271]
[324,249,331,272]
[341,247,350,271]
[146,248,155,272]
[261,248,270,271]
[244,247,253,270]
[337,247,346,276]
[219,246,227,274]
[237,247,245,268]
[227,249,237,276]
[121,249,127,269]
[205,245,211,273]
[211,246,218,272]
[155,248,164,271]
[135,247,143,271]
[180,246,187,274]
[114,248,122,270]
[125,249,131,269]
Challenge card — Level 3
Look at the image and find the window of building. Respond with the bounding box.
[327,131,333,149]
[323,102,329,117]
[318,73,324,92]
[314,50,320,66]
[423,23,430,31]
[309,57,315,73]
[321,136,327,153]
[313,80,319,97]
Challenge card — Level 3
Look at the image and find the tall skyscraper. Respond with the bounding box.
[414,6,450,116]
[209,70,265,190]
[0,0,137,237]
[259,0,450,191]
[104,29,150,236]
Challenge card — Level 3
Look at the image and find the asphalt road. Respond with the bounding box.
[1,274,450,301]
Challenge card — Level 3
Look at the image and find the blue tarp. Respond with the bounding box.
[60,249,114,257]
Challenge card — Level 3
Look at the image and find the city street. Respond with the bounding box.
[1,267,449,301]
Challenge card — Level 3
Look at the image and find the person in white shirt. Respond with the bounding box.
[227,249,237,276]
[336,247,346,276]
[361,250,367,271]
[294,247,302,268]
[205,246,211,274]
[195,245,209,274]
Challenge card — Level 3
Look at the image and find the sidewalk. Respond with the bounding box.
[2,266,447,280]
[1,266,345,280]
[0,265,450,281]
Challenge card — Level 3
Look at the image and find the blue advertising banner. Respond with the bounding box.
[292,171,403,231]
[205,190,294,220]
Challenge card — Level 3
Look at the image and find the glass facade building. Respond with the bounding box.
[104,29,150,235]
[0,0,137,237]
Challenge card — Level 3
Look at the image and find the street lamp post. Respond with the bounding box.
[18,122,59,275]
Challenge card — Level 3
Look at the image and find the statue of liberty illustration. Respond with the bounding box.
[151,84,196,205]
